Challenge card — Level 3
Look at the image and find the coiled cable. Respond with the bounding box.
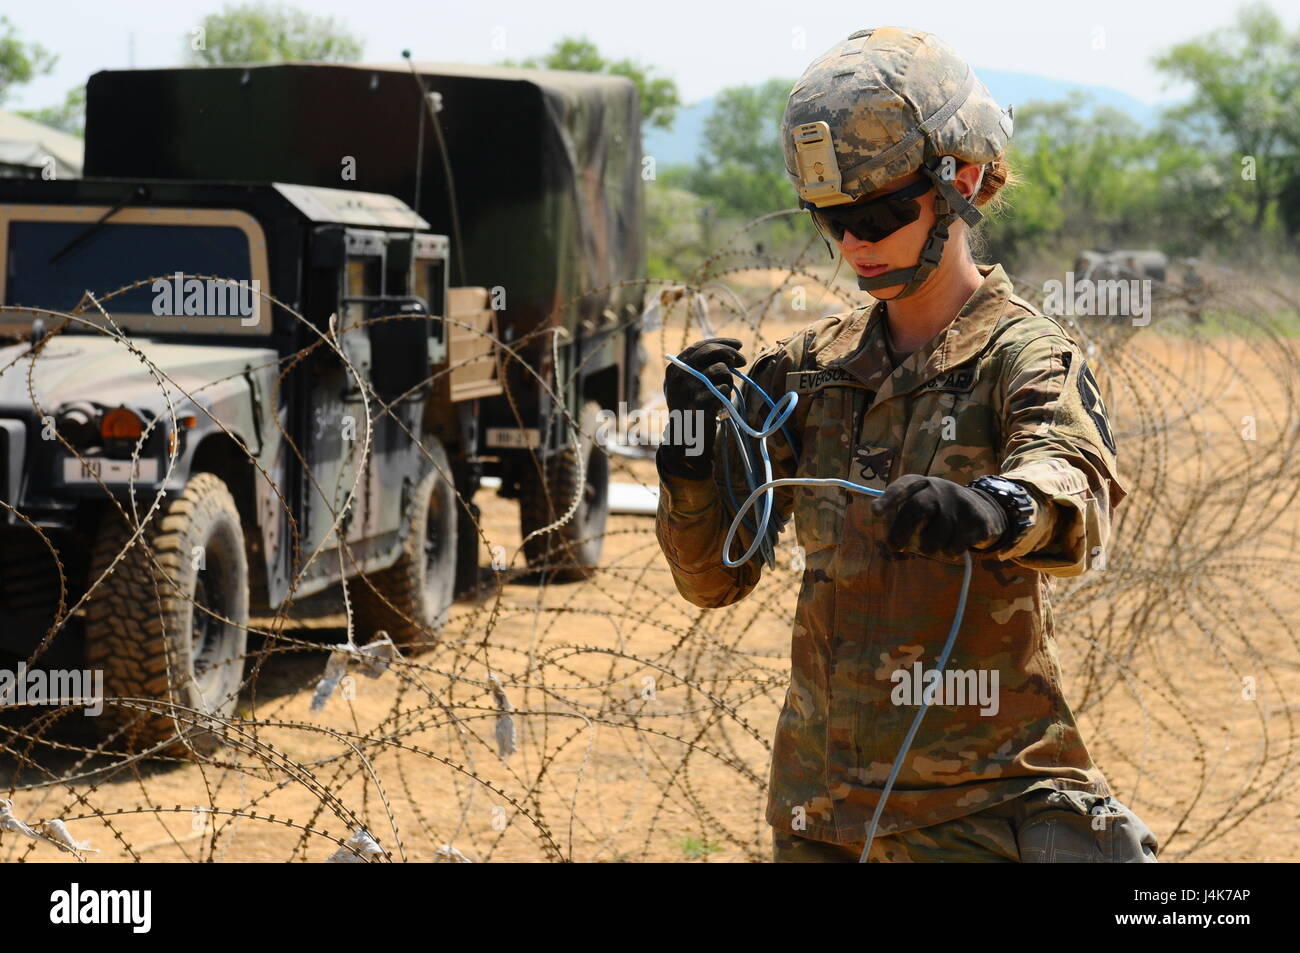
[664,353,973,862]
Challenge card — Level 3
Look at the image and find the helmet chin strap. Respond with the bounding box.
[854,159,985,299]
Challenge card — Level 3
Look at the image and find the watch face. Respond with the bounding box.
[973,476,1033,549]
[973,475,1009,497]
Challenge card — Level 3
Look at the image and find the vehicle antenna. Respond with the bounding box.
[402,49,427,255]
[402,51,467,287]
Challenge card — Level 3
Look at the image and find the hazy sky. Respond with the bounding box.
[6,0,1299,112]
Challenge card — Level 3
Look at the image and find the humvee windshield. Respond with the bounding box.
[0,207,271,335]
[7,222,251,315]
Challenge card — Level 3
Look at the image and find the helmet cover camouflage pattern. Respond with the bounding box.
[782,27,1014,206]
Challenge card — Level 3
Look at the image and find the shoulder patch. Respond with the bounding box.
[1074,357,1117,454]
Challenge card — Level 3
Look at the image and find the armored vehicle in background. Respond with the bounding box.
[0,63,645,751]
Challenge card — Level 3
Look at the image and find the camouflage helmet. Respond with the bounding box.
[782,27,1013,207]
[780,28,1014,298]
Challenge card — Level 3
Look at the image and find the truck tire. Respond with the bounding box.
[351,433,456,652]
[85,472,249,756]
[453,498,482,599]
[519,400,610,581]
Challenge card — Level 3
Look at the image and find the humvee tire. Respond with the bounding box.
[85,472,249,755]
[519,400,610,581]
[351,433,456,652]
[453,497,482,599]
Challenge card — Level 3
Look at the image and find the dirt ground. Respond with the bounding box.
[4,267,1298,863]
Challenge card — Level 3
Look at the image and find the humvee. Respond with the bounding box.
[0,63,644,751]
[1074,249,1169,283]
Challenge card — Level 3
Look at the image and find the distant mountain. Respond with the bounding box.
[643,97,714,167]
[979,70,1163,126]
[643,70,1166,167]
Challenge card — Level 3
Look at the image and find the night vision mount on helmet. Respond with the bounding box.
[782,27,1014,298]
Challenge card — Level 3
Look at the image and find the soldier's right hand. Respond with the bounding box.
[664,337,747,414]
[658,337,747,480]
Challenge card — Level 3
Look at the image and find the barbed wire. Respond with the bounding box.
[0,232,1297,862]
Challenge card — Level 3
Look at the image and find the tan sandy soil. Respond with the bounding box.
[5,276,1298,863]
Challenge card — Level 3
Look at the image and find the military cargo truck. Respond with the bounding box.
[0,63,644,752]
[83,62,645,571]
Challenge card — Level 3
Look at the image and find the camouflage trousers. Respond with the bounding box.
[772,790,1160,863]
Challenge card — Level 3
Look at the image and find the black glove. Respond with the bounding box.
[658,337,746,480]
[870,474,1007,558]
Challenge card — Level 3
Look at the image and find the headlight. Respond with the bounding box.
[55,402,101,449]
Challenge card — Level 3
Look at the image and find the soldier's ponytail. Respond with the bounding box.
[974,154,1015,212]
[967,154,1015,261]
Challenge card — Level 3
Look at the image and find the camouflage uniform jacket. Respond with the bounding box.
[655,264,1127,843]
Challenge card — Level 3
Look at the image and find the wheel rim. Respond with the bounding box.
[421,487,447,611]
[192,557,228,682]
[581,442,609,534]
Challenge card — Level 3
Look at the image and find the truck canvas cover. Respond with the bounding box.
[82,61,645,338]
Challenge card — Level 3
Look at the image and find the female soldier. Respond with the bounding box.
[655,26,1159,863]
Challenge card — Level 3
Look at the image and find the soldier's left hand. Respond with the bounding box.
[870,474,1006,558]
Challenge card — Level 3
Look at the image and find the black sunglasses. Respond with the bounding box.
[805,178,932,243]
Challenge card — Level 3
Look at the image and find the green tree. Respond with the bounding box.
[505,37,680,131]
[984,92,1250,262]
[18,86,84,136]
[184,2,363,66]
[0,15,56,106]
[667,78,795,222]
[645,183,709,278]
[1154,3,1300,229]
[1007,96,1155,242]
